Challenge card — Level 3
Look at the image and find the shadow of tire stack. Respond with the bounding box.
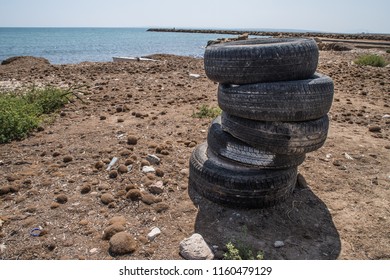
[189,38,334,208]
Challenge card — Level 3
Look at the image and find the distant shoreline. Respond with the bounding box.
[147,28,390,41]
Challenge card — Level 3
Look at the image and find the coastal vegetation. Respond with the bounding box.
[0,86,74,143]
[354,54,388,67]
[192,104,221,119]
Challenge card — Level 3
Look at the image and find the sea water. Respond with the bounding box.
[0,27,238,64]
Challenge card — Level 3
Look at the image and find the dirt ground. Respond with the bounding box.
[0,45,389,260]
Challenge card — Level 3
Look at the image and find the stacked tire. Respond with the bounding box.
[189,38,334,208]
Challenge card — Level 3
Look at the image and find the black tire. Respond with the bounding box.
[207,116,305,168]
[218,73,334,122]
[204,38,319,84]
[221,112,329,155]
[189,143,298,208]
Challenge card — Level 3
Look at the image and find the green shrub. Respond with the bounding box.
[223,242,264,260]
[354,54,387,67]
[0,95,41,143]
[0,86,72,143]
[192,105,221,118]
[386,49,390,54]
[223,226,264,260]
[23,87,71,114]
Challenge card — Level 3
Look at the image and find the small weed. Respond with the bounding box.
[386,49,390,54]
[224,242,264,260]
[0,85,85,143]
[354,54,387,67]
[192,104,221,118]
[223,226,264,260]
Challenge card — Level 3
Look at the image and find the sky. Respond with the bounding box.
[0,0,388,34]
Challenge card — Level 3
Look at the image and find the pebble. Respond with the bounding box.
[95,161,104,169]
[63,155,73,163]
[52,151,61,157]
[119,149,131,156]
[141,193,162,205]
[149,181,164,194]
[102,223,125,240]
[80,185,91,194]
[127,136,138,145]
[142,166,155,173]
[109,232,136,255]
[180,169,189,176]
[6,175,20,182]
[89,248,98,254]
[79,219,89,226]
[179,233,214,260]
[50,202,60,209]
[55,194,68,204]
[368,125,381,132]
[155,168,164,177]
[153,202,169,213]
[108,202,117,208]
[333,160,343,166]
[45,242,56,251]
[101,193,115,205]
[9,185,19,193]
[0,186,11,196]
[274,241,285,248]
[140,159,150,167]
[188,142,197,148]
[146,154,161,165]
[147,227,161,241]
[100,115,107,120]
[125,184,136,191]
[108,216,127,226]
[109,170,118,179]
[126,189,142,201]
[117,164,129,174]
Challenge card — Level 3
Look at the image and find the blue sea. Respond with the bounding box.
[0,27,240,64]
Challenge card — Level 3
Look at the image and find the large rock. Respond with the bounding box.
[179,233,214,260]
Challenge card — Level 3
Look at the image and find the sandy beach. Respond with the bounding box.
[0,43,389,259]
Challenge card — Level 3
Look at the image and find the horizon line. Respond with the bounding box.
[1,26,389,35]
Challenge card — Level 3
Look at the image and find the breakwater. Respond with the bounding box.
[147,28,390,42]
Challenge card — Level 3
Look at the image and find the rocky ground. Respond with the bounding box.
[0,45,389,260]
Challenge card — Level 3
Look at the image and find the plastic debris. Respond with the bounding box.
[106,157,118,170]
[30,227,42,237]
[189,73,201,79]
[344,153,354,160]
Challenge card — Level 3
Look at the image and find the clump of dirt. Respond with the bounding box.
[1,56,50,67]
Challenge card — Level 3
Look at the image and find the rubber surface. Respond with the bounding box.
[207,116,305,168]
[218,73,334,121]
[221,112,329,155]
[189,143,298,208]
[204,38,319,84]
